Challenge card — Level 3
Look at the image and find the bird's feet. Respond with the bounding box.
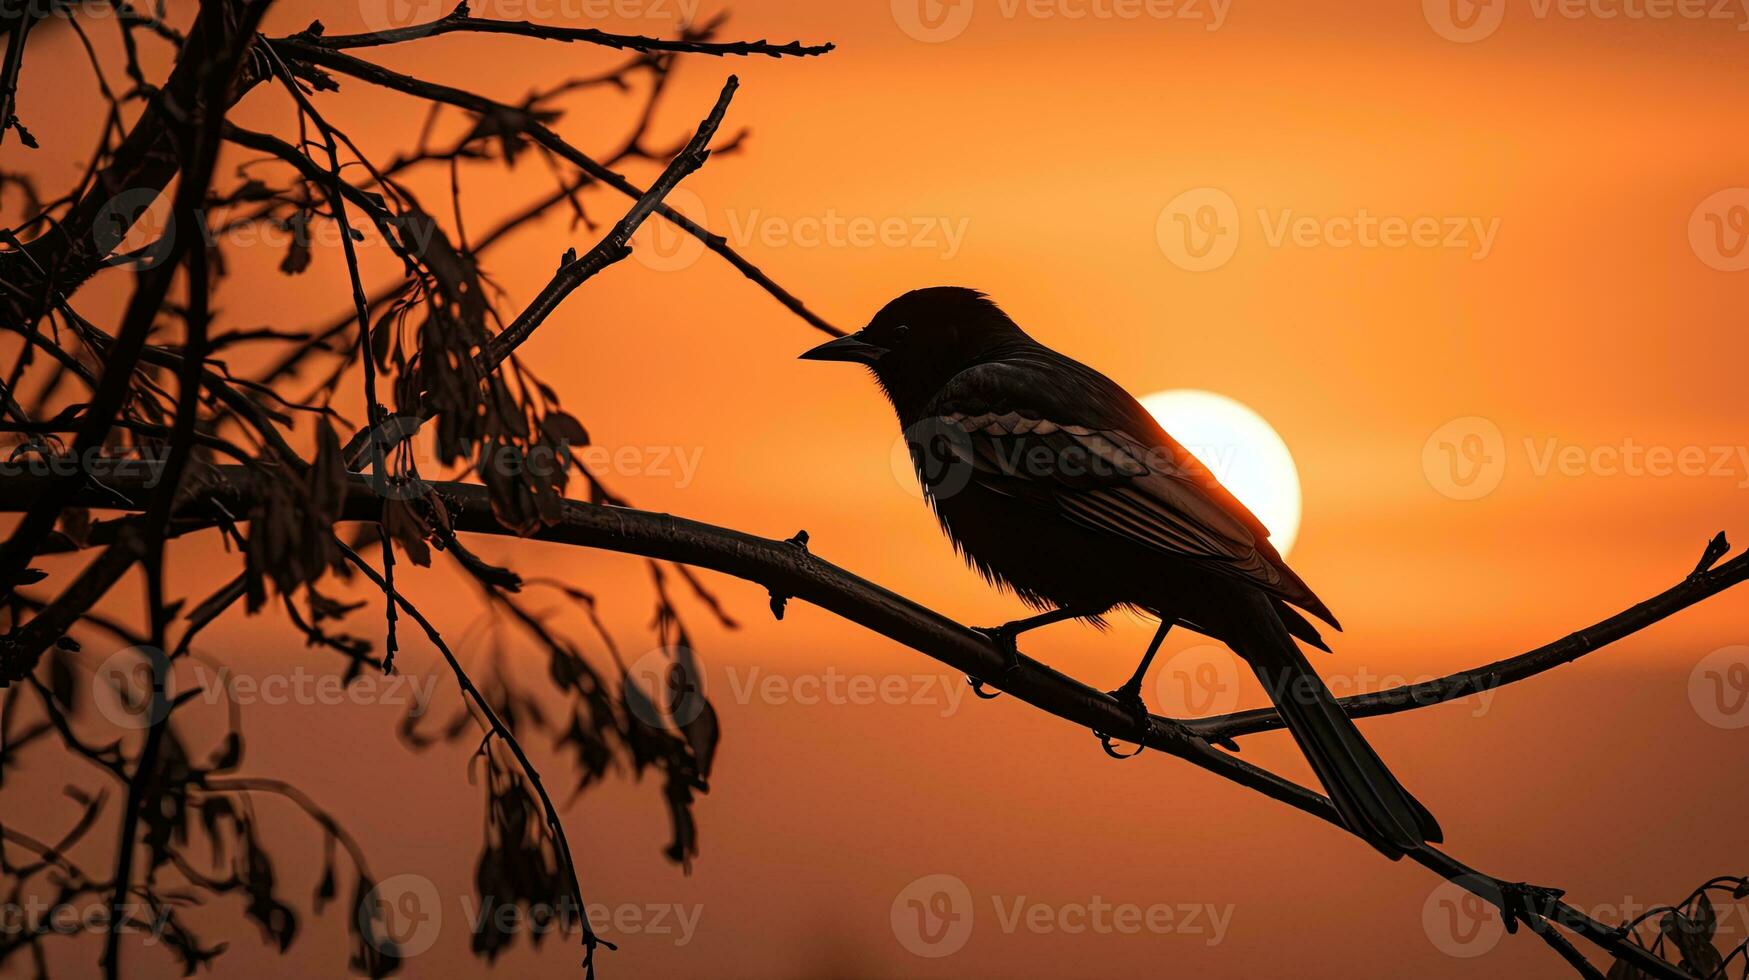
[1105,681,1150,725]
[965,625,1022,700]
[1092,682,1153,759]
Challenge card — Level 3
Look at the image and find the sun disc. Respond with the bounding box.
[1138,389,1304,558]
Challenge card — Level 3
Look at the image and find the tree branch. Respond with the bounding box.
[0,462,1726,978]
[0,10,265,321]
[337,74,740,464]
[281,4,835,59]
[1188,531,1749,742]
[269,37,844,337]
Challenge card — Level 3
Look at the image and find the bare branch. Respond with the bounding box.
[1190,532,1749,742]
[338,75,740,464]
[270,37,844,337]
[281,4,835,59]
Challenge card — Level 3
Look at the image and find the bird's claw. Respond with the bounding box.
[1092,685,1152,760]
[965,626,1021,700]
[967,674,1003,699]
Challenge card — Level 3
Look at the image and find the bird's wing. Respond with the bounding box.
[917,356,1338,628]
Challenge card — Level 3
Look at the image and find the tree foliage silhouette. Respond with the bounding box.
[0,4,1738,979]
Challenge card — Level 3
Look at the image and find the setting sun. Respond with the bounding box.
[1140,389,1304,557]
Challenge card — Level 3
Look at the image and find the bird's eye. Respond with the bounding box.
[891,324,910,343]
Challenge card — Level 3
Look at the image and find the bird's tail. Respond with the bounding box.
[1225,591,1442,859]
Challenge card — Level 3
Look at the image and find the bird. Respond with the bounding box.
[800,286,1441,858]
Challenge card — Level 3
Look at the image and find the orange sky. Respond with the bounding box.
[7,0,1749,976]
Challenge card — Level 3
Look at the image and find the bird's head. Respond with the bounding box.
[799,287,1028,411]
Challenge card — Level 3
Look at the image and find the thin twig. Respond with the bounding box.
[335,540,613,977]
[270,38,843,337]
[283,4,834,59]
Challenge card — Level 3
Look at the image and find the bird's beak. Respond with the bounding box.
[798,333,886,365]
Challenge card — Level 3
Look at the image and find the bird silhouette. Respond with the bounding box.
[801,286,1441,858]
